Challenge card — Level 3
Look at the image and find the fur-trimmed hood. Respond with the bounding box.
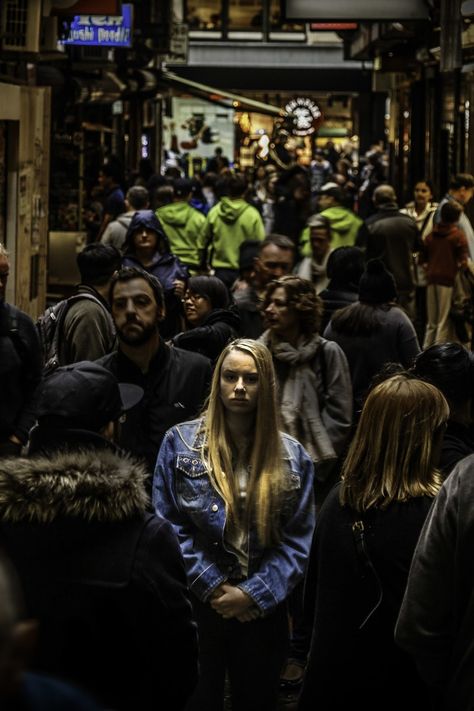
[0,449,150,524]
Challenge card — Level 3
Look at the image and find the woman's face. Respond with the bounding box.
[183,290,212,325]
[413,182,433,208]
[264,286,298,338]
[133,227,158,252]
[220,350,259,416]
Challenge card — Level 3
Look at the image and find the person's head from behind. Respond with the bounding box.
[358,258,398,306]
[98,161,122,189]
[238,240,260,284]
[76,243,121,287]
[341,374,449,511]
[204,339,283,545]
[173,178,193,202]
[307,214,332,262]
[373,184,397,207]
[0,554,37,700]
[125,185,149,212]
[448,173,474,205]
[35,360,143,441]
[155,185,174,209]
[263,275,322,340]
[411,342,474,423]
[110,267,165,347]
[440,199,463,225]
[326,246,365,291]
[0,243,9,304]
[183,275,229,326]
[223,173,247,199]
[123,210,169,256]
[254,234,295,288]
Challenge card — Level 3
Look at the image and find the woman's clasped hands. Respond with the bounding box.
[210,583,261,623]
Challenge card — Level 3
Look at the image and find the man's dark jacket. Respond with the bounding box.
[97,339,212,472]
[0,302,42,447]
[0,428,198,710]
[365,203,420,293]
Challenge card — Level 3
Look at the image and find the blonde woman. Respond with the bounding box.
[152,339,315,711]
[298,374,448,711]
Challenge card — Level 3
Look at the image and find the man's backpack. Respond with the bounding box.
[36,293,103,371]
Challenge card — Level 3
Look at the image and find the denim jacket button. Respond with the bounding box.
[211,504,218,512]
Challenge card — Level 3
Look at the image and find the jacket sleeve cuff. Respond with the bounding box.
[190,563,228,602]
[237,576,278,615]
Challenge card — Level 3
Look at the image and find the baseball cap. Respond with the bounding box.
[36,361,144,432]
[318,182,340,194]
[173,178,193,197]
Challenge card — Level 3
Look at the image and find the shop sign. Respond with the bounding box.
[285,0,429,20]
[284,97,323,136]
[60,4,133,47]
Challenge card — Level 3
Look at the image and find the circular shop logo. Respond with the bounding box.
[284,97,323,136]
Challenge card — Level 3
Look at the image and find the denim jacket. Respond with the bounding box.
[152,418,315,615]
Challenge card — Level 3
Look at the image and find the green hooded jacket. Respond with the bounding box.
[300,206,363,256]
[156,201,206,269]
[202,198,265,270]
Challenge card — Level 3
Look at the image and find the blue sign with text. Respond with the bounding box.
[61,4,133,47]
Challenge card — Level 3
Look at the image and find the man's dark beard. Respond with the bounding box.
[117,323,158,346]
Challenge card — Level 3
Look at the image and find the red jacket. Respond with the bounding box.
[421,223,468,286]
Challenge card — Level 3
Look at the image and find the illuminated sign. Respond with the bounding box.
[285,0,429,21]
[61,4,133,47]
[284,97,323,137]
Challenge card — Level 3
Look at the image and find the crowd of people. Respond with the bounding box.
[1,140,474,710]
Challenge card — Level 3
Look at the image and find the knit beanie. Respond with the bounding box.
[358,258,398,304]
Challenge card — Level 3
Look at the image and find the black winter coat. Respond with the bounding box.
[299,484,435,711]
[171,306,240,363]
[0,302,42,446]
[0,433,198,710]
[97,339,212,473]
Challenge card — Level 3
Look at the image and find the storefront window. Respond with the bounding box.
[188,1,222,30]
[269,0,304,31]
[229,0,262,30]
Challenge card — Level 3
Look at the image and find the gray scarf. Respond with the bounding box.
[260,331,336,463]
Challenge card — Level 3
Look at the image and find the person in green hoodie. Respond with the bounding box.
[300,183,367,257]
[156,178,206,274]
[200,173,266,290]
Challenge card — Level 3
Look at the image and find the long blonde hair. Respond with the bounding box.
[202,339,286,546]
[340,374,449,512]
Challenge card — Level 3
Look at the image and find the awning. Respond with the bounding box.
[159,70,285,117]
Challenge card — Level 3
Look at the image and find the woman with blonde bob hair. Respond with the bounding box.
[153,338,315,711]
[298,373,449,711]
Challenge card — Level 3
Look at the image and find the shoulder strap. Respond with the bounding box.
[351,515,384,629]
[318,337,327,394]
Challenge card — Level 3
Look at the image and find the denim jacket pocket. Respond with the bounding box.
[176,454,210,510]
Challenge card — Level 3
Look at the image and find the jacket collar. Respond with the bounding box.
[0,448,149,524]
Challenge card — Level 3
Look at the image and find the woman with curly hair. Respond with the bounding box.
[299,374,448,711]
[152,339,315,711]
[260,274,353,692]
[260,275,353,487]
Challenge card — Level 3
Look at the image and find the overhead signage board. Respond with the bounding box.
[60,4,133,47]
[284,97,323,136]
[310,23,358,31]
[284,0,430,21]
